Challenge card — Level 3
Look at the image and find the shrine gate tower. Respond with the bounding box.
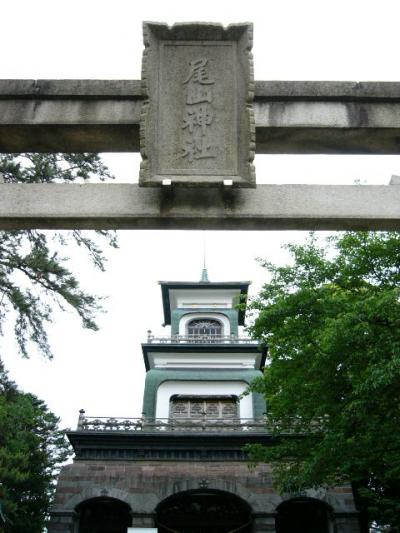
[49,271,360,533]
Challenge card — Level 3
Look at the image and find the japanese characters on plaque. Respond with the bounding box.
[182,58,216,163]
[140,22,255,187]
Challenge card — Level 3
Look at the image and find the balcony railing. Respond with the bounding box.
[146,332,258,344]
[76,411,326,434]
[76,410,269,433]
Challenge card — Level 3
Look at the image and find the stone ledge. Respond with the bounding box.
[0,183,399,231]
[2,79,400,101]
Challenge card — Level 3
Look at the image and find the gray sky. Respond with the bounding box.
[1,0,400,429]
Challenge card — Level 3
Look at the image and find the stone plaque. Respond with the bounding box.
[140,22,255,187]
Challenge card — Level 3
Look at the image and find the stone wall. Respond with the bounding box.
[48,459,359,532]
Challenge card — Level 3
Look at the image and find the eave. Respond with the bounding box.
[159,281,251,326]
[141,342,266,372]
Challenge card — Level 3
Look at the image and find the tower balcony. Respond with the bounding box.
[146,331,259,345]
[76,410,269,433]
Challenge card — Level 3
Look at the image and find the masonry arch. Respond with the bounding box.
[275,497,334,533]
[75,497,132,533]
[156,488,252,533]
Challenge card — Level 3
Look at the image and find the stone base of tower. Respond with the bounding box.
[49,455,360,533]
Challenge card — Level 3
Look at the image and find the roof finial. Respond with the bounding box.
[201,266,209,282]
[201,238,209,282]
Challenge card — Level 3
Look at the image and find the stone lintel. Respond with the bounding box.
[0,79,142,99]
[2,80,400,153]
[0,183,399,231]
[3,79,400,101]
[255,80,400,101]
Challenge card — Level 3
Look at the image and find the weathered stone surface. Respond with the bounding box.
[48,460,358,533]
[254,80,400,100]
[0,79,142,97]
[139,22,255,187]
[3,79,400,153]
[0,183,400,231]
[50,460,356,513]
[0,79,143,152]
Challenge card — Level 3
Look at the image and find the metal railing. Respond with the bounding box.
[77,410,269,433]
[146,332,258,344]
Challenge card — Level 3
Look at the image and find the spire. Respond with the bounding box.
[200,240,210,282]
[201,266,209,282]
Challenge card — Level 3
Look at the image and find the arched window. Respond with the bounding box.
[187,318,222,337]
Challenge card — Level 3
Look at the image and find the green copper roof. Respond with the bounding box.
[159,281,251,326]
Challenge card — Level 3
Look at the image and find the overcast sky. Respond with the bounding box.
[1,0,400,429]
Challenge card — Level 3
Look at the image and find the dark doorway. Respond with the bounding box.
[275,497,331,533]
[77,497,131,533]
[156,489,252,533]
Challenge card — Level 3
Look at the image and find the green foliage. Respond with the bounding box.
[0,362,72,532]
[0,153,118,358]
[246,232,400,530]
[0,153,113,184]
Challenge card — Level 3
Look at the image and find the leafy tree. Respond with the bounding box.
[0,361,72,533]
[246,232,400,531]
[0,153,117,358]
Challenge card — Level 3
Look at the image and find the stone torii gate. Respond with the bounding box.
[1,21,400,231]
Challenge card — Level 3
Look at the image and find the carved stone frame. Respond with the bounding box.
[140,22,255,187]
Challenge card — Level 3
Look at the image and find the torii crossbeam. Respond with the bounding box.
[2,28,400,230]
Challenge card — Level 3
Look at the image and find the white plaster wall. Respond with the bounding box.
[171,289,240,310]
[155,380,253,419]
[178,312,230,336]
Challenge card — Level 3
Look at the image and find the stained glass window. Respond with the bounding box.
[187,319,222,336]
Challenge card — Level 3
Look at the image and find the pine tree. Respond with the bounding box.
[0,361,72,533]
[0,153,117,358]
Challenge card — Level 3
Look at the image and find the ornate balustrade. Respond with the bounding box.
[76,410,326,434]
[77,410,269,433]
[146,333,258,344]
